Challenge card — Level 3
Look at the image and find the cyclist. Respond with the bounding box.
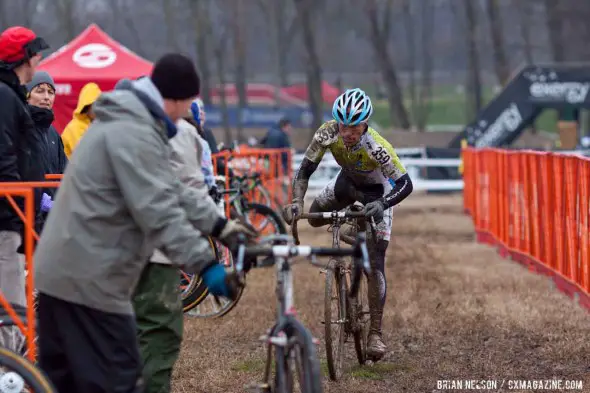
[283,88,413,361]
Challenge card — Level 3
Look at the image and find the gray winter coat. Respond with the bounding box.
[34,77,223,315]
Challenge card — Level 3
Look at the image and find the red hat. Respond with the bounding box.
[0,26,49,64]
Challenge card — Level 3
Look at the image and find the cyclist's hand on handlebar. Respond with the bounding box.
[218,219,259,251]
[282,203,302,224]
[364,200,385,224]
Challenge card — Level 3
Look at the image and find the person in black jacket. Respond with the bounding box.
[26,71,68,226]
[0,26,49,331]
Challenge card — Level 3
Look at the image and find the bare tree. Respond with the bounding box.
[19,0,37,28]
[189,0,212,105]
[0,0,7,30]
[162,0,180,51]
[485,0,510,85]
[231,0,248,142]
[415,0,435,131]
[544,0,565,62]
[208,4,232,143]
[256,0,299,88]
[365,0,411,130]
[54,0,77,40]
[460,0,483,119]
[514,0,534,64]
[293,0,324,135]
[107,0,146,56]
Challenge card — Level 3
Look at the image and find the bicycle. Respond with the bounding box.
[181,175,286,318]
[291,206,374,381]
[0,303,57,392]
[233,233,370,393]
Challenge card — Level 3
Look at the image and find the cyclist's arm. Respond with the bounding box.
[292,130,328,205]
[377,144,413,208]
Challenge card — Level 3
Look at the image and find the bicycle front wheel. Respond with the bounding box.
[323,260,346,381]
[352,272,370,365]
[278,318,323,393]
[0,347,57,392]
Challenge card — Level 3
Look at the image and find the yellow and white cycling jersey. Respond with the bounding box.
[303,120,407,186]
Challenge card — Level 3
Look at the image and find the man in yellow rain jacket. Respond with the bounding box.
[61,82,101,158]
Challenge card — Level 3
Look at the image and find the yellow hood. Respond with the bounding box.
[61,83,102,158]
[74,82,102,118]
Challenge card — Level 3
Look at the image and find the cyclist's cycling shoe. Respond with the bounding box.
[367,333,387,361]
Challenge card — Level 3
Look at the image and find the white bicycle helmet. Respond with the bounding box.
[332,88,373,126]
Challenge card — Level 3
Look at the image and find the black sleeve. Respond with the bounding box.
[381,173,413,208]
[204,127,218,154]
[0,91,21,182]
[292,158,319,204]
[57,135,68,173]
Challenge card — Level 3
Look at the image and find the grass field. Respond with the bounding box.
[366,85,560,132]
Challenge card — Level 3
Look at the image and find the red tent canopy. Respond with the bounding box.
[38,24,153,132]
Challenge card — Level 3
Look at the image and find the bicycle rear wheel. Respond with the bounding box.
[181,237,218,313]
[0,347,56,392]
[323,260,346,381]
[240,203,287,235]
[186,241,244,318]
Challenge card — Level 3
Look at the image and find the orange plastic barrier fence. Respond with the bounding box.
[212,148,293,216]
[0,180,60,361]
[463,148,590,311]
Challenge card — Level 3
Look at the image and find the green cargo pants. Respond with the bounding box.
[133,263,183,393]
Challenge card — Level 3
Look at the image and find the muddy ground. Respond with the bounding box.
[172,193,590,393]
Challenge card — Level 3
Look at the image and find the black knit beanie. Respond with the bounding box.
[151,53,200,100]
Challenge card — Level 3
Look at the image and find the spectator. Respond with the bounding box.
[132,97,233,393]
[60,81,101,158]
[34,53,255,393]
[0,26,49,340]
[262,117,292,173]
[25,71,67,227]
[190,97,235,179]
[190,98,215,188]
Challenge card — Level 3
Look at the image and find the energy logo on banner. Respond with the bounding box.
[73,43,117,68]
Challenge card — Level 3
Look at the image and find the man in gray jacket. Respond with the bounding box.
[132,104,227,393]
[34,54,255,393]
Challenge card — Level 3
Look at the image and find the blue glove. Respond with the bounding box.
[201,263,229,297]
[41,193,53,212]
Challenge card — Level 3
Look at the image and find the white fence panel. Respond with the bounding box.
[292,152,463,195]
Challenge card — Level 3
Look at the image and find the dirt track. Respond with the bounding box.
[173,194,590,393]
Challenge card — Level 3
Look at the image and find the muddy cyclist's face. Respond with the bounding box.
[338,123,366,147]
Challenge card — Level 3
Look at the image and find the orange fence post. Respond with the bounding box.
[520,152,531,258]
[529,153,542,262]
[553,155,566,275]
[564,156,579,284]
[540,154,555,270]
[0,186,38,361]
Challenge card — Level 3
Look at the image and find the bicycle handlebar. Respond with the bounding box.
[233,233,371,298]
[291,210,367,246]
